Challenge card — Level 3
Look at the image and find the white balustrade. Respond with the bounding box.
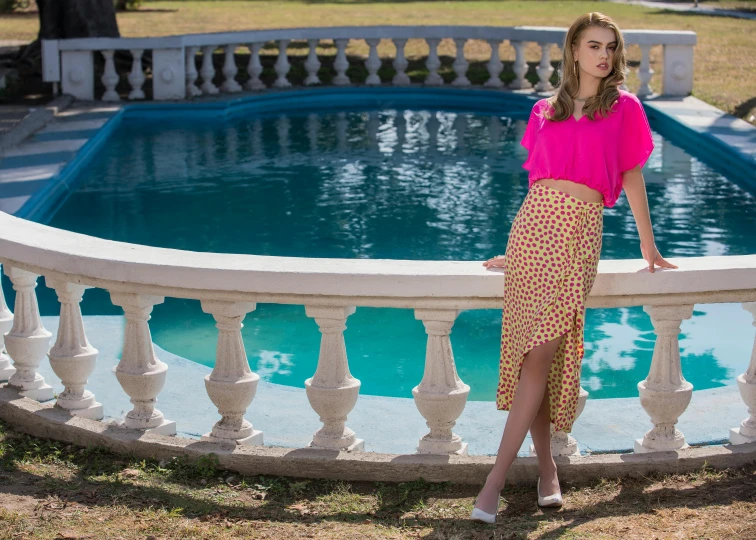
[200,45,219,95]
[2,267,53,401]
[392,38,410,86]
[452,38,470,87]
[0,265,16,382]
[245,43,265,90]
[638,44,654,98]
[635,305,694,453]
[304,306,363,452]
[424,38,443,86]
[221,44,242,93]
[46,280,103,420]
[100,49,120,102]
[731,302,756,444]
[200,300,263,446]
[304,39,322,85]
[128,49,145,100]
[535,42,554,92]
[333,38,351,86]
[365,38,382,85]
[413,309,469,455]
[484,39,504,88]
[273,39,292,88]
[109,292,175,435]
[509,41,533,90]
[185,46,202,97]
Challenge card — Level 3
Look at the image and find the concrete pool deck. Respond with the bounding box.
[27,315,748,456]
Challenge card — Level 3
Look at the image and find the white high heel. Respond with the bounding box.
[470,496,500,524]
[537,477,563,508]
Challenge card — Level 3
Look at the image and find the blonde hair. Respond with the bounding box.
[545,12,627,122]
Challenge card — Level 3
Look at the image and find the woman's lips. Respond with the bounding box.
[597,63,609,70]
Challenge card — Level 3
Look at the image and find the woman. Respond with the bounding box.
[473,12,677,522]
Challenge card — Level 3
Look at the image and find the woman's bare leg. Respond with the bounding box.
[529,390,560,497]
[474,335,563,514]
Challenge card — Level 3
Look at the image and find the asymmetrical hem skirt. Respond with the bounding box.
[496,183,604,434]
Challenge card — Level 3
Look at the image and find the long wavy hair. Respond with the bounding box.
[545,12,627,122]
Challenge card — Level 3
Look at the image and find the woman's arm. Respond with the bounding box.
[622,166,678,273]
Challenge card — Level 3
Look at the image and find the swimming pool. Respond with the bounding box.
[17,90,756,402]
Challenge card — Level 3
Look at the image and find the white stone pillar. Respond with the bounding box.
[0,265,16,382]
[304,39,322,85]
[731,302,756,444]
[101,50,120,102]
[662,44,694,96]
[634,304,694,453]
[452,38,470,87]
[221,44,242,93]
[392,38,410,86]
[3,267,53,401]
[46,280,103,420]
[245,43,265,90]
[413,309,469,455]
[535,43,554,92]
[424,38,443,86]
[509,41,532,90]
[333,39,351,86]
[484,39,504,88]
[185,46,202,97]
[200,301,263,446]
[128,49,146,100]
[304,306,363,452]
[529,387,588,457]
[637,44,654,98]
[109,292,175,435]
[273,39,292,88]
[200,46,219,95]
[365,38,382,85]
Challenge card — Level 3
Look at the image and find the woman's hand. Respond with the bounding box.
[640,241,677,273]
[483,255,506,269]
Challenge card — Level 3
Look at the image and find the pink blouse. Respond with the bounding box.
[520,89,654,207]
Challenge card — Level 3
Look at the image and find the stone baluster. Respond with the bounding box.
[3,267,53,401]
[185,46,202,96]
[509,41,532,90]
[245,43,265,90]
[101,50,120,102]
[0,265,16,382]
[200,301,263,446]
[535,42,554,92]
[200,46,219,95]
[413,309,469,455]
[333,38,351,86]
[46,280,103,420]
[304,39,321,85]
[634,305,694,453]
[730,302,756,444]
[109,293,175,435]
[484,39,504,88]
[424,38,443,86]
[392,38,410,86]
[452,38,470,87]
[529,387,589,457]
[304,306,363,452]
[638,44,654,98]
[127,49,145,100]
[365,38,382,85]
[221,44,242,93]
[273,39,292,88]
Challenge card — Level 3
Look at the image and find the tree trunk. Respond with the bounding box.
[37,0,120,40]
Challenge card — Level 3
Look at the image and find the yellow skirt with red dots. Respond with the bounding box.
[496,183,603,433]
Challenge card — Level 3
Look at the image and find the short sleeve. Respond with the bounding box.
[619,96,654,172]
[520,101,544,151]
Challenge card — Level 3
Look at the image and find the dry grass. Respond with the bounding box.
[1,420,756,539]
[0,1,754,124]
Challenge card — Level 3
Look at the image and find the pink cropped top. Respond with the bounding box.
[520,89,654,208]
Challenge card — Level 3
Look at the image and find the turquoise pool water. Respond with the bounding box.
[15,96,756,401]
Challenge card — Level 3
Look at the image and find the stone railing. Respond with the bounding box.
[1,211,755,462]
[40,26,697,102]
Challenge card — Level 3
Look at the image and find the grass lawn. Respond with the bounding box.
[1,1,754,124]
[0,420,755,539]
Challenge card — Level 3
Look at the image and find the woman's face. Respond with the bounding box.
[573,26,617,79]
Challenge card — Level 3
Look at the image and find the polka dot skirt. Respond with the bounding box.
[496,183,603,433]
